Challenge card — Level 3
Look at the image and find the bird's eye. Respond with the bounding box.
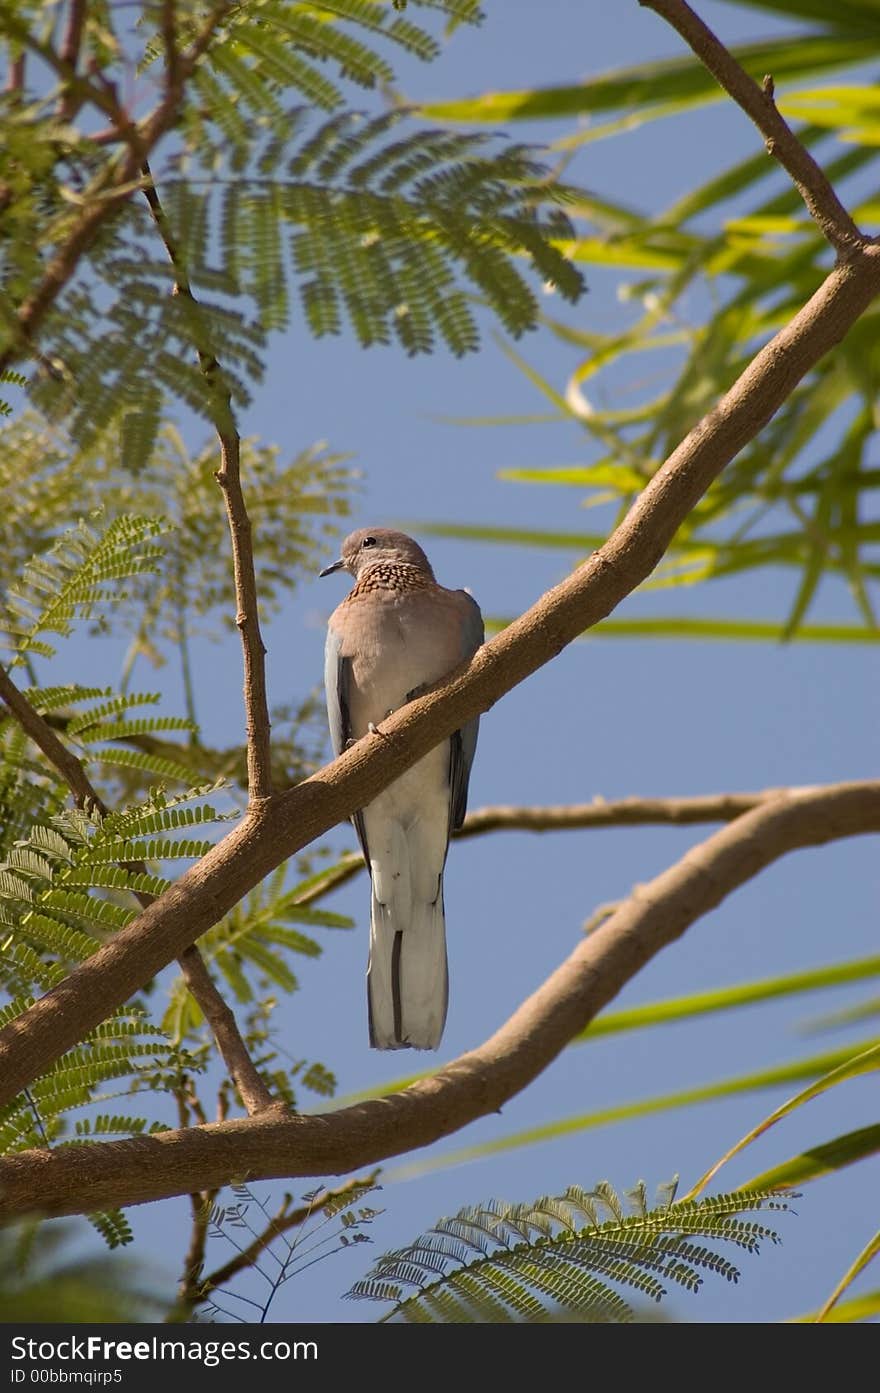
[362,536,377,548]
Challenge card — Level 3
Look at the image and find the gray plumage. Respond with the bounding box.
[321,528,483,1049]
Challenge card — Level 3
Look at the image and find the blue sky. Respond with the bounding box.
[40,0,880,1323]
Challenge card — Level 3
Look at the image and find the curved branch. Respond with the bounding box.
[1,781,876,1218]
[457,788,797,836]
[1,242,880,1108]
[640,0,864,253]
[298,788,806,901]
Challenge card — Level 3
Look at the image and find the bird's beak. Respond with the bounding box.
[319,557,345,577]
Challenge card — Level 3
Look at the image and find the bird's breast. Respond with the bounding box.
[341,590,462,737]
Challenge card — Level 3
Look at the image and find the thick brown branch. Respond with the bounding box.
[640,0,864,254]
[0,665,276,1115]
[1,782,876,1217]
[1,244,880,1107]
[140,167,273,803]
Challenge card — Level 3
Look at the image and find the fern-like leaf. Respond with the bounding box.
[2,516,167,663]
[349,1181,794,1322]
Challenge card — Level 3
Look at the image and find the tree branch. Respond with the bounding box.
[58,0,87,122]
[1,239,879,1108]
[173,1172,379,1319]
[640,0,864,255]
[0,1,234,373]
[294,788,812,902]
[5,51,25,97]
[457,788,801,836]
[1,781,876,1218]
[140,165,273,803]
[0,665,277,1116]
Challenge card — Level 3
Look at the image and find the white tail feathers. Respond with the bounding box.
[367,883,448,1050]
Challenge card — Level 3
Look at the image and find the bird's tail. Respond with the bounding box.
[367,880,448,1051]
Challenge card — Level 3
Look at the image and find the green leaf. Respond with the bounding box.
[419,36,868,125]
[745,1122,880,1191]
[484,616,880,643]
[815,1229,880,1323]
[350,1179,793,1322]
[790,1288,880,1324]
[686,1042,880,1198]
[578,955,880,1041]
[385,1041,879,1181]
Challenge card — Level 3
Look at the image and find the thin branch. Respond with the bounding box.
[291,789,807,903]
[2,240,880,1107]
[640,0,864,255]
[0,663,277,1116]
[174,1173,379,1319]
[58,0,87,122]
[1,781,877,1217]
[160,0,180,92]
[0,1,235,373]
[0,666,104,811]
[140,164,273,803]
[456,788,800,836]
[5,51,25,96]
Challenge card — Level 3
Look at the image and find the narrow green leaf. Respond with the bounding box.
[687,1042,880,1199]
[815,1230,880,1323]
[419,36,868,124]
[578,955,880,1041]
[744,1122,880,1191]
[485,616,880,643]
[385,1041,878,1182]
[790,1288,880,1323]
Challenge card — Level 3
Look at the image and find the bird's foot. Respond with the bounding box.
[405,682,429,702]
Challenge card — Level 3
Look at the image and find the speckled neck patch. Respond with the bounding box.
[347,562,431,600]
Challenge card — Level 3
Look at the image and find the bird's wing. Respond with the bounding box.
[324,623,370,862]
[448,590,484,833]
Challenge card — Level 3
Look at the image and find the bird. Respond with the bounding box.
[320,527,483,1050]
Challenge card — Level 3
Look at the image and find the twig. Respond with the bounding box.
[1,780,877,1217]
[640,0,865,255]
[174,1173,379,1318]
[140,164,273,803]
[5,51,25,96]
[0,664,277,1115]
[457,788,799,836]
[160,0,180,91]
[0,1,235,374]
[175,947,277,1115]
[290,789,806,904]
[0,666,102,811]
[2,237,880,1106]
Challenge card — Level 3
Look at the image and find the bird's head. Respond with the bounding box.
[319,528,434,580]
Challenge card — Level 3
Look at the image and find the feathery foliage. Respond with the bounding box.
[194,1180,382,1322]
[421,0,880,641]
[349,1179,794,1322]
[0,0,584,461]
